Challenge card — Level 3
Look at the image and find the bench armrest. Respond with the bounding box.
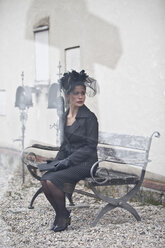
[90,159,110,185]
[22,144,60,163]
[21,144,60,181]
[21,144,60,170]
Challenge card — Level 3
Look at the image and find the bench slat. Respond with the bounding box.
[99,132,150,150]
[87,170,139,186]
[98,146,148,167]
[32,144,60,151]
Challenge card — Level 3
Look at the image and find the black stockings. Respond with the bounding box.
[41,180,69,226]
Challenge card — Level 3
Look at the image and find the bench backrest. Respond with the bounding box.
[97,131,159,169]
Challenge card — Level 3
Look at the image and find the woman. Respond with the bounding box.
[40,70,98,232]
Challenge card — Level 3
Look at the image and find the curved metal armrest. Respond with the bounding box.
[90,159,110,185]
[22,150,38,167]
[21,144,60,166]
[21,144,60,181]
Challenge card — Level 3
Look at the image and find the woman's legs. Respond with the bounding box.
[41,180,70,228]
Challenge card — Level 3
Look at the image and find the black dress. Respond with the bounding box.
[41,105,98,193]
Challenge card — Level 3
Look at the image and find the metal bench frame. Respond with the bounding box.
[23,131,160,226]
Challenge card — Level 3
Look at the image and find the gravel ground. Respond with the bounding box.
[0,168,165,248]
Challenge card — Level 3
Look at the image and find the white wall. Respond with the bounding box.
[0,0,164,180]
[86,0,165,178]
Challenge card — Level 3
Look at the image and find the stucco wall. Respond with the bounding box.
[0,0,164,180]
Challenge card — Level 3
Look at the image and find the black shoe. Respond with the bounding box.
[53,222,68,232]
[50,210,71,231]
[50,220,57,231]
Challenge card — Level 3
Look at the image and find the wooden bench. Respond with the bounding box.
[22,131,160,227]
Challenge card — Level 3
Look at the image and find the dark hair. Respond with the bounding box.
[60,70,97,97]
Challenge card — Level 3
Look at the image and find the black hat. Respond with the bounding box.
[60,70,97,97]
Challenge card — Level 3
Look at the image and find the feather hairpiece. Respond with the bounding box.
[60,70,97,97]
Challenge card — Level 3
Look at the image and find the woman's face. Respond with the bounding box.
[68,85,86,108]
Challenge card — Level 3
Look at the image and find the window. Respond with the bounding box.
[34,26,49,85]
[0,90,6,116]
[65,46,80,71]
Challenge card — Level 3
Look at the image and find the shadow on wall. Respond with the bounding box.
[25,0,122,71]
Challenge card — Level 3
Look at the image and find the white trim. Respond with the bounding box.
[34,29,49,84]
[65,46,80,72]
